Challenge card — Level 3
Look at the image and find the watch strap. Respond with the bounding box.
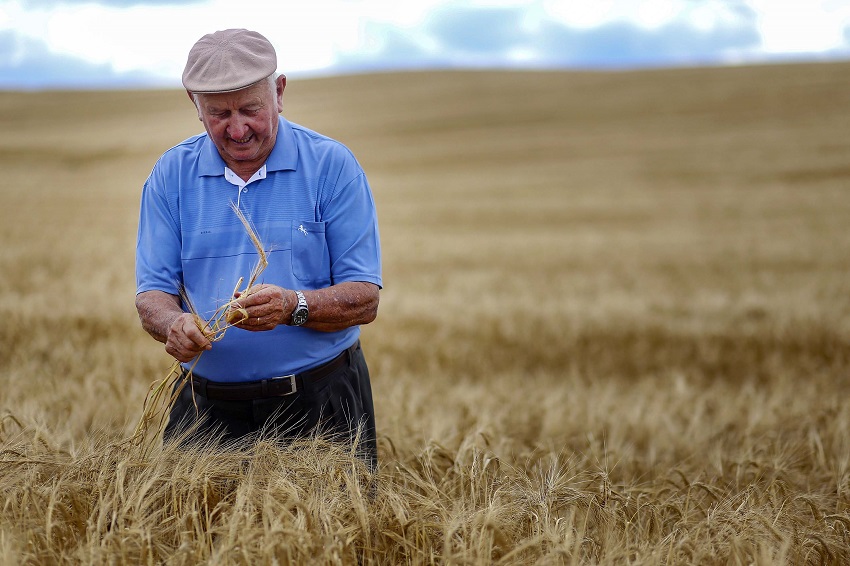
[291,290,308,326]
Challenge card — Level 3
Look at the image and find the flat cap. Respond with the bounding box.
[182,29,277,93]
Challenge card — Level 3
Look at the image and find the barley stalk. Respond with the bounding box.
[129,203,269,453]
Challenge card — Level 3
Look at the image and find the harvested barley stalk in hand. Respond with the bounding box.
[130,202,269,452]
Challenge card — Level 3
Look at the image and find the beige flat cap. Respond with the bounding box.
[182,29,277,93]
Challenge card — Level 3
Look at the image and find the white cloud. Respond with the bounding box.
[1,0,849,89]
[634,0,681,29]
[4,0,387,84]
[543,0,683,30]
[748,0,850,54]
[542,0,617,29]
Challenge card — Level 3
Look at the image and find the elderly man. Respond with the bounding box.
[135,29,381,469]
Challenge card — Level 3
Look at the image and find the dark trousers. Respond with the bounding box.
[163,341,377,472]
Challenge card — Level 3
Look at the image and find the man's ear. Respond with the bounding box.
[275,75,287,113]
[187,90,203,121]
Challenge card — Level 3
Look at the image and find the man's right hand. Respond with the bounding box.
[165,313,212,362]
[136,290,213,363]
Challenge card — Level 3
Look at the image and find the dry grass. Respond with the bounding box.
[1,62,850,564]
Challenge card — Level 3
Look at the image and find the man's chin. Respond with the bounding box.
[225,148,260,162]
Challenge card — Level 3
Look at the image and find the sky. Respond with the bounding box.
[1,0,850,89]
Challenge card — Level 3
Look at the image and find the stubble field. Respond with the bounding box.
[1,63,849,564]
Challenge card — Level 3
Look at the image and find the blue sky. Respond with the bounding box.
[2,0,849,89]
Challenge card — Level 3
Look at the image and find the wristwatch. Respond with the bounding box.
[290,290,309,326]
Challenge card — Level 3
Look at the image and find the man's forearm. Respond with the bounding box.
[300,281,379,332]
[232,281,380,333]
[135,290,185,343]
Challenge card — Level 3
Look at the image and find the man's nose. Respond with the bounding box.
[227,118,249,140]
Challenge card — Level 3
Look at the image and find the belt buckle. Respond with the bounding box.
[268,373,297,396]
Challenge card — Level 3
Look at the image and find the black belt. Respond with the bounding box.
[189,345,353,401]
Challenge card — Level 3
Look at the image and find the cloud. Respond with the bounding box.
[428,2,764,68]
[0,30,163,88]
[331,24,443,73]
[21,0,202,6]
[535,19,762,68]
[332,3,763,72]
[2,0,847,89]
[425,6,527,53]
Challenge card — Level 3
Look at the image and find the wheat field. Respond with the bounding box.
[1,63,849,564]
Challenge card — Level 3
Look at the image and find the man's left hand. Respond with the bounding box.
[229,284,291,331]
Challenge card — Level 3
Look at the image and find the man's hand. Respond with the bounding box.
[165,313,213,362]
[136,290,212,362]
[230,284,292,331]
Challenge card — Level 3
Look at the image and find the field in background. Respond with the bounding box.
[1,63,849,563]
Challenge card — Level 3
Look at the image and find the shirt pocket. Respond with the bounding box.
[291,220,331,286]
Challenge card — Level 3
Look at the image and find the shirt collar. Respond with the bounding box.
[198,116,299,177]
[224,164,266,188]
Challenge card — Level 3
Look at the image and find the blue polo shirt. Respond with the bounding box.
[136,117,382,381]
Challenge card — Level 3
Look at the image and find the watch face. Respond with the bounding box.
[292,307,308,326]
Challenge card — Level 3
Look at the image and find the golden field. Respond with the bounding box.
[1,62,850,564]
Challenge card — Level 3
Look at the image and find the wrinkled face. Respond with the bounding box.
[192,76,285,175]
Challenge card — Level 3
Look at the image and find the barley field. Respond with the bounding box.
[1,62,850,564]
